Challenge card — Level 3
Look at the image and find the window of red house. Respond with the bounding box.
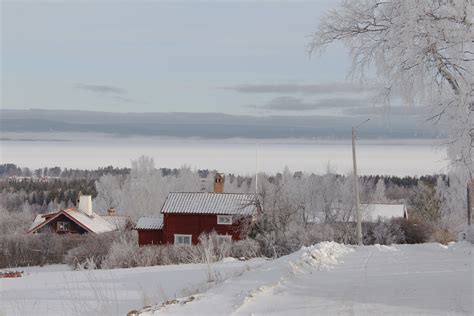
[217,215,232,225]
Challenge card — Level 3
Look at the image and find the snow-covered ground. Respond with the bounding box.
[144,242,472,316]
[0,258,266,316]
[1,242,471,316]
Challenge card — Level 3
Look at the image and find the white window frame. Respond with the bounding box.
[216,235,232,243]
[57,221,69,232]
[174,234,192,245]
[217,215,232,225]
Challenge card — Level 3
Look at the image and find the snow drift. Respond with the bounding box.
[290,241,354,273]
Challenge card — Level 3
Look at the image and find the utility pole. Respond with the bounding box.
[254,103,259,196]
[468,178,473,226]
[255,142,259,195]
[352,119,370,246]
[352,127,362,245]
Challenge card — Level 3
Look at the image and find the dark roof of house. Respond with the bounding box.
[161,192,257,215]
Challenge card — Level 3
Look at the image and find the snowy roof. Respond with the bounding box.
[361,204,407,222]
[135,217,163,230]
[102,215,129,230]
[161,192,257,215]
[28,208,117,234]
[63,209,116,233]
[28,214,46,232]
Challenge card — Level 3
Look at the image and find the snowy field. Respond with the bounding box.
[1,242,471,316]
[0,134,448,176]
[0,258,266,316]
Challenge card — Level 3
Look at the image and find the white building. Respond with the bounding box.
[360,204,408,222]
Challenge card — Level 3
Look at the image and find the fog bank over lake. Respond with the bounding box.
[0,133,448,176]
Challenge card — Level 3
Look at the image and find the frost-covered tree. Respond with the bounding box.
[120,156,168,219]
[410,180,442,223]
[436,171,468,231]
[93,174,123,213]
[93,156,204,219]
[372,179,387,203]
[169,165,203,192]
[309,0,473,174]
[314,173,343,223]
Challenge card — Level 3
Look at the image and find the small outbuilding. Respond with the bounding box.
[361,203,408,222]
[135,217,164,246]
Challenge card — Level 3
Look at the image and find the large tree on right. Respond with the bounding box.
[309,0,473,176]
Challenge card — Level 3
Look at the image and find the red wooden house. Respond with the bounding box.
[136,174,258,246]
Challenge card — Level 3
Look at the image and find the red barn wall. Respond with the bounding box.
[137,229,164,246]
[163,213,250,244]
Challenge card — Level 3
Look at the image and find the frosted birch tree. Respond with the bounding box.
[372,179,388,203]
[94,174,123,213]
[119,156,168,219]
[309,0,473,175]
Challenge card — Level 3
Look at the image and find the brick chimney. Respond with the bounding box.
[213,173,225,193]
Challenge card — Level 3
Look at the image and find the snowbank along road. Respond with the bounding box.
[142,242,472,316]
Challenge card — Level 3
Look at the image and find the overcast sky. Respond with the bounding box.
[1,0,379,115]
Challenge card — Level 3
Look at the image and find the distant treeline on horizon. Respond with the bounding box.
[1,162,446,219]
[1,162,443,187]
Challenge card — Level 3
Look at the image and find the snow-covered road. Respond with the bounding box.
[151,242,472,316]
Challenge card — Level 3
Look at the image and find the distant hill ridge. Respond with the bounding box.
[0,109,442,139]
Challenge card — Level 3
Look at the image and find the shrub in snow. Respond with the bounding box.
[230,239,261,259]
[163,244,196,264]
[65,231,136,269]
[102,235,139,269]
[250,219,307,258]
[396,218,433,244]
[0,233,82,268]
[134,246,163,266]
[0,206,34,235]
[331,222,358,245]
[183,232,234,264]
[430,229,456,245]
[303,224,335,245]
[366,219,406,245]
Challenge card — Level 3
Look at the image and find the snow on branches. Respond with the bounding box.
[309,0,473,174]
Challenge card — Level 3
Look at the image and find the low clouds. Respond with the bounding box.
[222,82,368,95]
[248,96,367,111]
[228,82,373,113]
[344,105,431,116]
[76,83,138,103]
[245,95,427,117]
[77,84,126,95]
